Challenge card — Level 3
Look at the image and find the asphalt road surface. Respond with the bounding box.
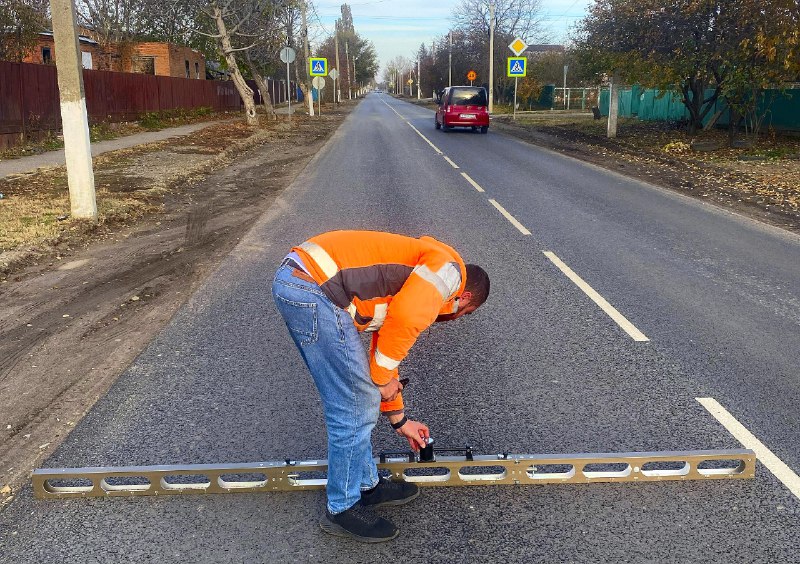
[2,94,799,563]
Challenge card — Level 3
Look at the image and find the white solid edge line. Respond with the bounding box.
[697,397,800,499]
[461,172,485,193]
[543,251,649,342]
[443,156,460,169]
[488,198,531,236]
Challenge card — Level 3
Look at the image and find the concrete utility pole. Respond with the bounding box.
[563,64,569,109]
[50,0,96,220]
[352,55,357,98]
[301,1,314,116]
[448,32,452,87]
[417,58,420,99]
[488,1,495,114]
[344,40,351,100]
[334,20,341,104]
[607,69,620,138]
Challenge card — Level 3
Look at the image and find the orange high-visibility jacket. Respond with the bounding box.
[292,231,467,413]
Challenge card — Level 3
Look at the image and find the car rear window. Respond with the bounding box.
[450,88,487,106]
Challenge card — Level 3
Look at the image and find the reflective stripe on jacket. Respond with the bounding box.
[292,230,467,413]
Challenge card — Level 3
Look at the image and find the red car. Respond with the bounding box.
[435,86,490,134]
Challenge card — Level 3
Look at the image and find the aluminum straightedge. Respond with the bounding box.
[32,448,755,500]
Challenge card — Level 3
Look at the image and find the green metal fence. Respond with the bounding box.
[599,86,800,131]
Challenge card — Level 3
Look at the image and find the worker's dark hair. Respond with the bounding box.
[464,264,490,306]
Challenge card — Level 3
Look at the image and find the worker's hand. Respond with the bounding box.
[396,419,430,451]
[377,378,403,402]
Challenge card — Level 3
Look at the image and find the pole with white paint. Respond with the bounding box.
[488,1,495,114]
[50,0,96,220]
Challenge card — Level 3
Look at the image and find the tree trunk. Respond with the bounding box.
[728,106,742,146]
[212,6,259,127]
[681,79,703,135]
[294,60,310,115]
[607,69,620,139]
[245,51,277,121]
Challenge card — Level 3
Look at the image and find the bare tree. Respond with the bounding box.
[450,0,545,102]
[188,0,263,126]
[235,0,284,120]
[75,0,148,44]
[452,0,543,40]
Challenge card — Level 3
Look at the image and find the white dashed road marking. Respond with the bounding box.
[443,156,460,169]
[697,397,800,500]
[543,251,649,341]
[488,199,532,236]
[461,172,485,193]
[407,123,442,154]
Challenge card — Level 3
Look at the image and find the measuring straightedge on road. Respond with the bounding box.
[33,447,755,500]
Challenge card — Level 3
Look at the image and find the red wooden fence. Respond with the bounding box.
[0,60,294,148]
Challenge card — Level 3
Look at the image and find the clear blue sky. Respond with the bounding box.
[309,0,591,75]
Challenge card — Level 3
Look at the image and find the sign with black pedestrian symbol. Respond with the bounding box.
[309,58,328,76]
[507,57,526,77]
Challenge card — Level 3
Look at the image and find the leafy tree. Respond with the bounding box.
[575,0,726,134]
[721,0,800,137]
[0,0,48,62]
[575,0,800,137]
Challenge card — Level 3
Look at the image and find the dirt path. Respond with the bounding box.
[0,104,354,504]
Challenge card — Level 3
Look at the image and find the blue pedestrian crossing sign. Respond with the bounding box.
[507,57,526,77]
[309,57,328,76]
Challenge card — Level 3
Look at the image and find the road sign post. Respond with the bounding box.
[508,38,529,121]
[312,76,325,116]
[279,46,296,118]
[329,68,339,104]
[467,70,477,86]
[507,57,527,121]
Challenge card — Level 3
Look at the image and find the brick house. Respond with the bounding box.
[23,32,101,69]
[123,43,206,79]
[20,31,206,79]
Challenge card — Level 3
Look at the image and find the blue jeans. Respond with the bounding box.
[272,262,381,514]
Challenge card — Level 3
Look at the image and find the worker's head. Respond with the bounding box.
[436,264,490,322]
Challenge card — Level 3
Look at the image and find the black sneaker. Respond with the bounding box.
[320,503,399,543]
[360,477,420,508]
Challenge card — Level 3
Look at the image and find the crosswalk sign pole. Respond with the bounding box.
[514,77,518,121]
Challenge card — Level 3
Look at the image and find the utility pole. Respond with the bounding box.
[563,64,569,110]
[448,32,452,87]
[488,1,495,114]
[301,1,314,116]
[352,55,357,98]
[50,0,96,220]
[417,58,420,99]
[607,69,620,138]
[344,40,351,99]
[334,20,341,104]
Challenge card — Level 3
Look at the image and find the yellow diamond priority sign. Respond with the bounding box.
[508,37,528,56]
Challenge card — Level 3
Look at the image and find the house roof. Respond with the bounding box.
[39,31,99,46]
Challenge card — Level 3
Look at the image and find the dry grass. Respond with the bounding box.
[500,112,800,217]
[0,120,266,260]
